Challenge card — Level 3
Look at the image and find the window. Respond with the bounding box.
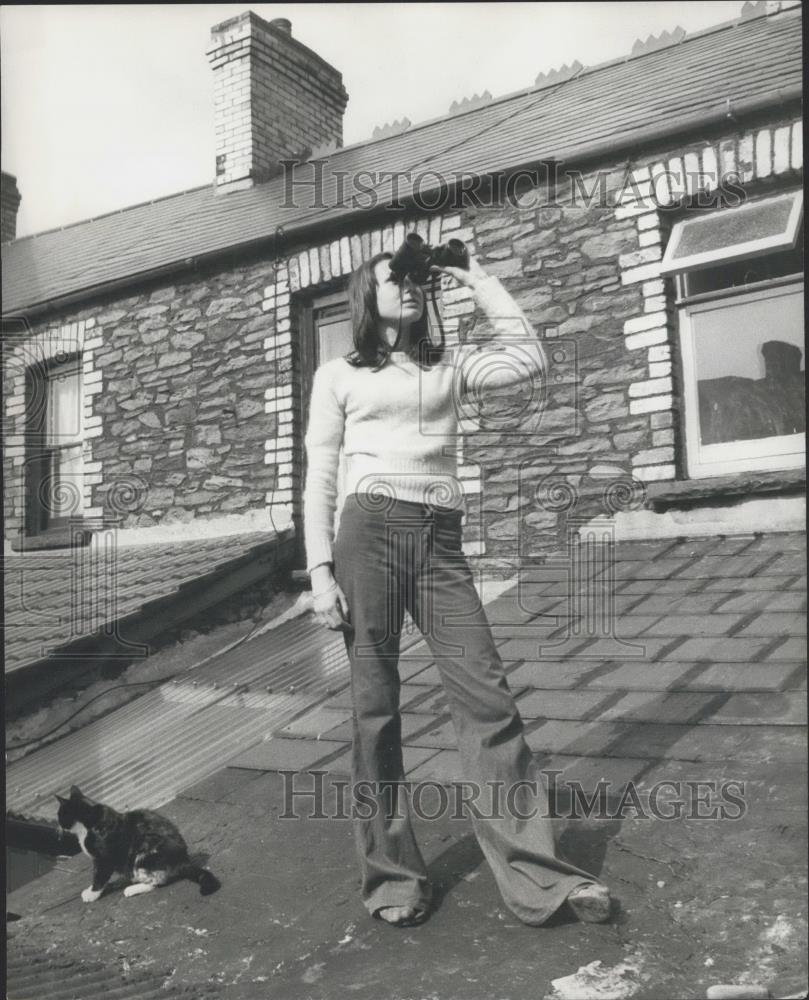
[313,296,353,363]
[662,190,804,479]
[25,354,84,533]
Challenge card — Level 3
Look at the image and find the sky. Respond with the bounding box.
[1,2,758,237]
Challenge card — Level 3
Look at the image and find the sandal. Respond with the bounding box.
[373,904,430,927]
[566,882,612,924]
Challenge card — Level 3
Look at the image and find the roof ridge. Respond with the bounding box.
[7,181,213,245]
[323,1,801,156]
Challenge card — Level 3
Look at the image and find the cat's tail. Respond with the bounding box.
[181,863,221,896]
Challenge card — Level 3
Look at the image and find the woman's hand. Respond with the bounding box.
[311,567,351,631]
[436,256,487,291]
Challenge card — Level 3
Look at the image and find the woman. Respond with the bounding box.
[303,244,611,928]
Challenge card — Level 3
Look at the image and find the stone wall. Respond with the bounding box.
[445,175,650,570]
[3,257,280,541]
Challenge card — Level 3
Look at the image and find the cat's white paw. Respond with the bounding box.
[81,887,102,903]
[123,882,154,897]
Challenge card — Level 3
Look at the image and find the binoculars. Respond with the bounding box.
[388,232,469,285]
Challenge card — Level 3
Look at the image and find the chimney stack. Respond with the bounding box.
[1,172,22,241]
[207,11,349,192]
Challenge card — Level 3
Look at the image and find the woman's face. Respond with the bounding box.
[373,259,424,329]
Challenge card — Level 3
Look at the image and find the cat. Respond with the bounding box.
[56,785,220,902]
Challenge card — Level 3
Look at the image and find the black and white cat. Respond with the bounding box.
[56,785,220,902]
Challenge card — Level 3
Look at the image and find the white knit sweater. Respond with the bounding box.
[303,275,543,573]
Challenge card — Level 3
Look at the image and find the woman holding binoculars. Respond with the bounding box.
[303,236,611,928]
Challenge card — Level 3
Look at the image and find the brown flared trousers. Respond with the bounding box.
[333,492,602,923]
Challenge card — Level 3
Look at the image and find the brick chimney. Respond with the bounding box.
[207,11,349,192]
[1,172,22,242]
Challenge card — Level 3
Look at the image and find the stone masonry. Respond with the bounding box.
[2,259,280,540]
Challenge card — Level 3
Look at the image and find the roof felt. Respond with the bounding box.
[1,7,801,315]
[3,530,284,673]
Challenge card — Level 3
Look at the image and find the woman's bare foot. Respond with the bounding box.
[375,905,428,926]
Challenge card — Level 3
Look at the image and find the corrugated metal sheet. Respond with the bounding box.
[1,7,801,313]
[6,609,423,822]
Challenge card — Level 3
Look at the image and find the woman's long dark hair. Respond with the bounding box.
[344,252,446,371]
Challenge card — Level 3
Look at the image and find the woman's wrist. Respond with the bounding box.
[310,563,335,588]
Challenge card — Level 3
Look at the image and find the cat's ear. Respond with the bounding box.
[69,785,83,799]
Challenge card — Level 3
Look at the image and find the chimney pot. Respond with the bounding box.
[1,172,22,242]
[270,17,292,34]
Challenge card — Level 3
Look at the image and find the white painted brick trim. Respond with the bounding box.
[625,328,669,351]
[633,464,676,482]
[629,393,673,415]
[629,376,673,398]
[624,311,668,335]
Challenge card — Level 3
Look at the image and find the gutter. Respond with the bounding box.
[6,85,803,321]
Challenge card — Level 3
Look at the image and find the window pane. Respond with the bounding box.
[47,363,82,444]
[680,197,794,256]
[315,309,353,364]
[46,444,84,518]
[685,236,803,296]
[662,190,803,274]
[692,288,804,446]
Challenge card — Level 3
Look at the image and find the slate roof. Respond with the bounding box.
[8,531,806,823]
[1,5,802,314]
[3,530,286,674]
[232,531,808,785]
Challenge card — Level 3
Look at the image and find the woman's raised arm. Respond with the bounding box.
[441,258,548,395]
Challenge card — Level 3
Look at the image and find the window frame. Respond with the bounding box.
[298,287,350,440]
[678,278,805,479]
[24,352,85,535]
[662,188,803,276]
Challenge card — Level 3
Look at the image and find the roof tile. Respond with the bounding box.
[3,531,282,673]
